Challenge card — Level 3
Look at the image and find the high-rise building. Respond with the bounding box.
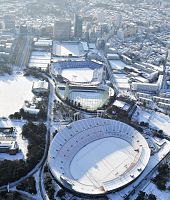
[115,14,122,28]
[53,20,71,40]
[74,15,83,38]
[3,15,15,30]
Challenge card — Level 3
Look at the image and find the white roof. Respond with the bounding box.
[113,100,130,111]
[33,81,48,90]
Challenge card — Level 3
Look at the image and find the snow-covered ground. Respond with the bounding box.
[0,74,38,117]
[62,67,94,83]
[132,107,170,137]
[53,42,83,57]
[70,137,136,186]
[0,119,28,160]
[144,183,170,200]
[144,182,170,200]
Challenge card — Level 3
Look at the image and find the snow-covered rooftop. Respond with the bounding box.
[53,41,86,57]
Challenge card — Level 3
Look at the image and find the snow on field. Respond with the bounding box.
[70,137,136,186]
[132,107,170,136]
[144,183,170,200]
[109,60,127,70]
[62,68,94,82]
[69,90,107,110]
[0,119,28,160]
[53,42,83,57]
[60,43,80,56]
[0,74,38,117]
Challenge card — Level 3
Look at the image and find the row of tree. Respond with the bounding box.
[16,176,37,194]
[152,163,170,191]
[9,107,47,121]
[0,191,26,200]
[136,191,156,200]
[44,165,55,200]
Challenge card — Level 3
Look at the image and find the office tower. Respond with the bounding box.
[74,15,83,38]
[53,20,71,40]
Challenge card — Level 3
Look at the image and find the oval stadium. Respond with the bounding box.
[48,118,150,196]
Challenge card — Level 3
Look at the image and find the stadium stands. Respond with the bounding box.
[53,60,102,70]
[48,118,150,196]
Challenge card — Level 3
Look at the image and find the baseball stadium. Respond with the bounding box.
[51,60,103,85]
[51,60,115,111]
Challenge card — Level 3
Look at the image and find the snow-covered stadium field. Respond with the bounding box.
[70,137,136,186]
[48,118,150,196]
[0,74,37,117]
[51,60,103,84]
[62,68,94,83]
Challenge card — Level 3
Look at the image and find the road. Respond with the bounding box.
[39,80,56,200]
[15,35,32,69]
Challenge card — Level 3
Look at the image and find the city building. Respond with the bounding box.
[53,20,71,41]
[0,127,18,155]
[0,141,18,155]
[74,15,83,38]
[131,75,163,94]
[3,15,15,30]
[32,80,49,96]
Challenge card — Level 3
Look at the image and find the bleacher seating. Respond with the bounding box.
[48,118,150,195]
[53,60,102,70]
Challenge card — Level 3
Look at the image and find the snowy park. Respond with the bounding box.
[0,73,38,117]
